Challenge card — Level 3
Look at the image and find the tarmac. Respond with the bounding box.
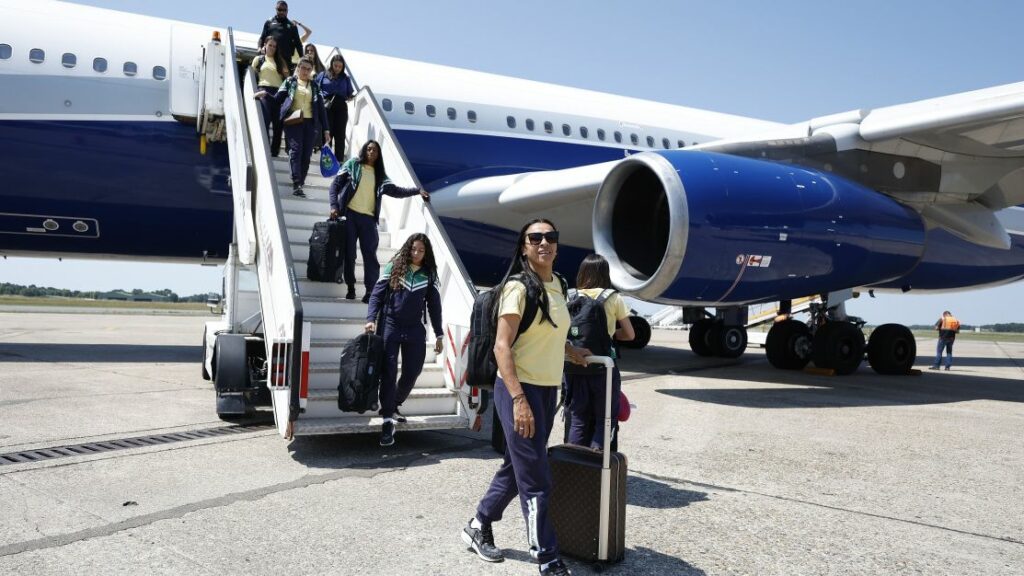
[0,311,1022,575]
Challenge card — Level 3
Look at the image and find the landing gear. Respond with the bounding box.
[689,316,747,358]
[867,323,916,374]
[617,314,651,350]
[765,319,812,370]
[811,322,865,375]
[710,323,747,358]
[689,319,715,357]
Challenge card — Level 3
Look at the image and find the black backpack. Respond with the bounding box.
[337,286,388,413]
[564,289,616,376]
[337,332,385,413]
[466,272,568,389]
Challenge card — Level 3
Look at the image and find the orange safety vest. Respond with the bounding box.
[940,316,960,331]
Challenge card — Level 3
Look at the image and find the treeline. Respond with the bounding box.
[908,323,1024,333]
[0,283,211,303]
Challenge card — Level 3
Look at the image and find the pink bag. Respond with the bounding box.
[617,391,631,422]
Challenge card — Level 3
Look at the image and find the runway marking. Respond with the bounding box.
[631,469,1024,547]
[0,439,481,558]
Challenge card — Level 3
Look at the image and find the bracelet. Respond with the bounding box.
[511,393,526,403]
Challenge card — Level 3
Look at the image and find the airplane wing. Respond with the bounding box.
[698,81,1024,249]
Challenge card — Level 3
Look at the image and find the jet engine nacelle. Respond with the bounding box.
[593,151,926,305]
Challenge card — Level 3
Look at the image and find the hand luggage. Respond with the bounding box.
[307,219,345,282]
[337,332,384,413]
[548,356,626,563]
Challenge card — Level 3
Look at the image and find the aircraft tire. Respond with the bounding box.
[712,324,747,358]
[868,323,917,374]
[202,331,211,381]
[766,320,811,370]
[689,319,716,357]
[812,322,865,375]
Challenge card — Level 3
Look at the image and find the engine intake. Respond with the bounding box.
[593,151,926,305]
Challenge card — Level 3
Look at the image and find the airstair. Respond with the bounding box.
[204,32,481,439]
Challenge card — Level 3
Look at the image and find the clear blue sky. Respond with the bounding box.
[3,0,1022,325]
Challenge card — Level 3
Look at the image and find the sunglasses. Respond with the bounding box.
[525,231,559,245]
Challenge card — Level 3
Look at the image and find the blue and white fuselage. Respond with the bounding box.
[4,1,1024,305]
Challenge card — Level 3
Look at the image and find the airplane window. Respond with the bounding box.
[544,121,553,134]
[404,101,415,114]
[693,141,699,146]
[123,61,137,77]
[662,138,671,149]
[677,140,686,148]
[580,126,589,139]
[93,57,107,72]
[562,124,571,136]
[467,110,477,123]
[447,107,457,120]
[597,129,606,141]
[630,134,639,145]
[614,131,622,143]
[29,48,44,63]
[426,104,436,117]
[507,116,516,129]
[525,118,535,131]
[382,98,392,112]
[152,66,167,80]
[0,44,11,60]
[62,53,76,68]
[646,135,655,147]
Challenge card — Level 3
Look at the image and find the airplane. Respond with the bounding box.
[3,0,1024,382]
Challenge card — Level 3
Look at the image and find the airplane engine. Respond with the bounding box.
[593,151,927,305]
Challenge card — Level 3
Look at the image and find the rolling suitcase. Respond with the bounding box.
[307,219,345,282]
[548,356,626,563]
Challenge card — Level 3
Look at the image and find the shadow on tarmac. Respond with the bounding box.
[0,343,201,363]
[501,546,707,575]
[656,360,1024,408]
[628,475,709,509]
[287,428,494,470]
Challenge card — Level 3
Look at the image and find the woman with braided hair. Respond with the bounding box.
[364,233,444,446]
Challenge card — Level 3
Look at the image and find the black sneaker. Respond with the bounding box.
[461,519,504,563]
[944,366,950,371]
[928,365,940,370]
[292,186,305,198]
[362,293,370,304]
[539,559,571,575]
[346,286,356,300]
[393,408,407,424]
[380,421,395,447]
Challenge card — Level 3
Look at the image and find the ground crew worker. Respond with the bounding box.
[930,310,960,370]
[461,218,590,576]
[364,233,443,447]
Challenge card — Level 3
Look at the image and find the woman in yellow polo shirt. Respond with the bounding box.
[251,37,288,156]
[461,219,590,576]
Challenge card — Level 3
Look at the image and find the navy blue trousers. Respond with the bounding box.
[284,120,315,186]
[343,211,379,294]
[476,378,560,564]
[256,87,283,156]
[379,322,426,418]
[935,339,954,368]
[565,367,621,450]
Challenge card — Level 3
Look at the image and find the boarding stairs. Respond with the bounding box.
[218,32,481,438]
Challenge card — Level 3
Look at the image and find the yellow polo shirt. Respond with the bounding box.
[347,165,376,216]
[576,288,629,337]
[497,278,570,387]
[289,79,313,118]
[253,57,283,89]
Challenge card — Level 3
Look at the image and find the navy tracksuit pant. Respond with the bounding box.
[379,321,426,418]
[476,378,560,564]
[565,366,621,450]
[257,87,283,156]
[284,119,315,186]
[343,211,380,294]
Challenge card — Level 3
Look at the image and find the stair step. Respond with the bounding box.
[292,413,468,436]
[306,316,368,340]
[306,362,445,389]
[299,297,369,318]
[286,227,392,249]
[309,338,439,364]
[290,243,393,272]
[307,386,452,403]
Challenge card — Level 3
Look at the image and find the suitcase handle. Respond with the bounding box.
[583,354,615,561]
